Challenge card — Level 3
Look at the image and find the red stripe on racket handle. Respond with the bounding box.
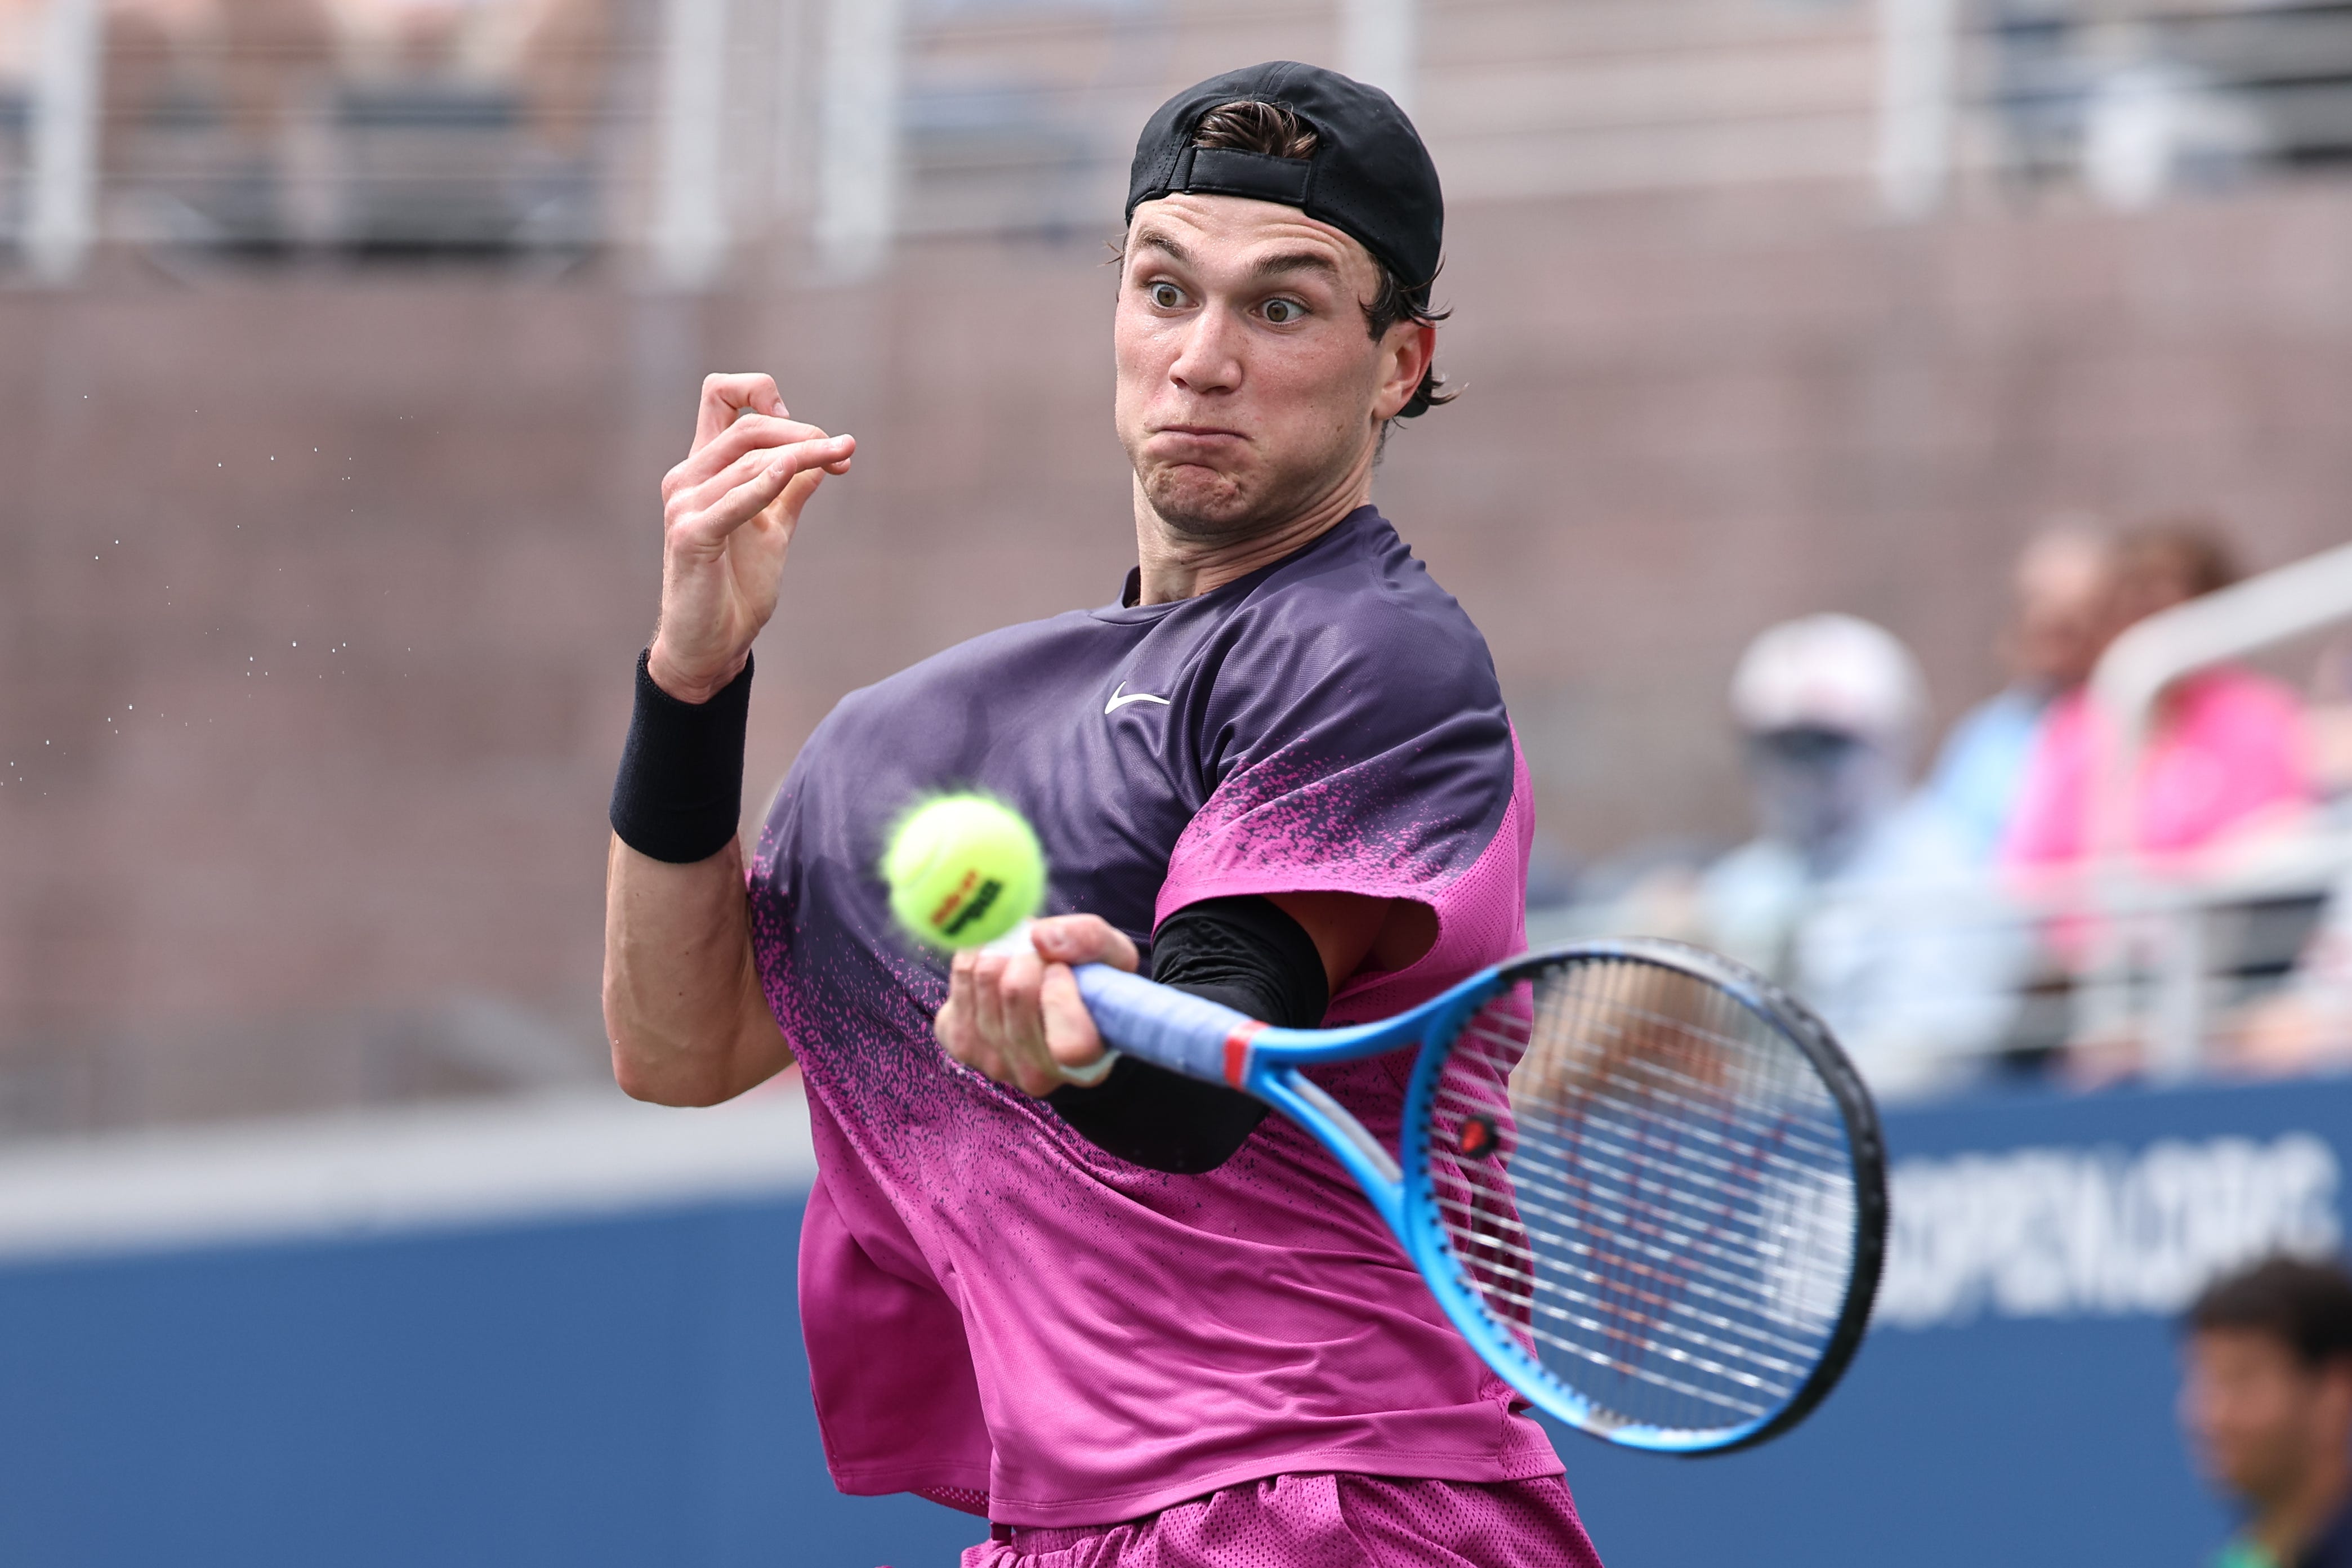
[1222,1021,1266,1088]
[1071,963,1261,1087]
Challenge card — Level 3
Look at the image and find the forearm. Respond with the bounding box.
[599,372,849,1103]
[602,640,774,1104]
[603,834,789,1105]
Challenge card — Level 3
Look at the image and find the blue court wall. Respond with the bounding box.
[7,1076,2350,1567]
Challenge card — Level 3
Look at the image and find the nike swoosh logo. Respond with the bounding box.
[1105,682,1172,714]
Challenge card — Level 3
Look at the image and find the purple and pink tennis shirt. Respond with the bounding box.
[748,506,1577,1533]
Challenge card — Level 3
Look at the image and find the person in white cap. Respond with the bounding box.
[1700,614,2019,1098]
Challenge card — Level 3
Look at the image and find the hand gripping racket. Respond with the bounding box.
[1070,936,1887,1454]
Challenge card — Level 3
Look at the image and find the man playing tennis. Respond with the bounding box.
[603,62,1603,1566]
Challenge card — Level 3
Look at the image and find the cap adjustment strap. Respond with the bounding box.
[1169,145,1314,207]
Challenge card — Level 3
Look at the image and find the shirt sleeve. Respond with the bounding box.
[1155,598,1528,1016]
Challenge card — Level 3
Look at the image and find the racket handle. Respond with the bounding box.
[1072,963,1256,1088]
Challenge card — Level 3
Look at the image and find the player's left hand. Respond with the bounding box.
[935,915,1138,1097]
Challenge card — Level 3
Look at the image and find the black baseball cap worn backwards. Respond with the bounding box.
[1125,61,1444,301]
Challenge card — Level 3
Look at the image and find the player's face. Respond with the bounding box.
[1113,194,1420,539]
[2181,1329,2349,1506]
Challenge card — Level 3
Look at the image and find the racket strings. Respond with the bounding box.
[1461,1283,1781,1417]
[1435,1177,1826,1392]
[1434,1182,1836,1360]
[1427,1191,1829,1368]
[1497,1107,1837,1283]
[1470,1018,1849,1169]
[1435,1035,1832,1298]
[1420,956,1858,1438]
[1528,966,1847,1410]
[1473,986,1836,1150]
[1430,1189,1789,1413]
[1460,1156,1820,1308]
[1490,1053,1846,1200]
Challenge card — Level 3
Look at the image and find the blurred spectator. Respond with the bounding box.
[2183,1256,2352,1568]
[99,0,178,183]
[2215,638,2352,1078]
[1,0,42,87]
[218,0,334,145]
[2308,635,2352,816]
[73,0,611,250]
[2004,520,2313,873]
[1985,0,2085,187]
[1699,614,2016,1099]
[513,0,610,160]
[1924,525,2115,863]
[2229,891,2352,1080]
[2082,56,2265,210]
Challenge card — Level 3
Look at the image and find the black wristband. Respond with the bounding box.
[609,649,753,864]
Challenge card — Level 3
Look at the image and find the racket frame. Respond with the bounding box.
[1075,937,1889,1456]
[1390,938,1887,1454]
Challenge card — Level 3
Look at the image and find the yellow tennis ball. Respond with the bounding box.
[882,794,1046,950]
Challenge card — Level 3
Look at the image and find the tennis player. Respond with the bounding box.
[604,61,1603,1566]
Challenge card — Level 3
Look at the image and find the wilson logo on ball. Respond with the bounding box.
[930,873,1004,939]
[883,793,1045,950]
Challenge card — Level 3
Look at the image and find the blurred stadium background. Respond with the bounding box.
[6,0,2352,1560]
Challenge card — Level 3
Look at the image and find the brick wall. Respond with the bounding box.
[5,180,2350,1128]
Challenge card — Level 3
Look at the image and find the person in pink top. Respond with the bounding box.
[2003,522,2313,873]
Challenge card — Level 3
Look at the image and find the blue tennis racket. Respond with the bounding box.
[1070,936,1886,1454]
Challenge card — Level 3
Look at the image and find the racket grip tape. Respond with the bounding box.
[1072,964,1262,1088]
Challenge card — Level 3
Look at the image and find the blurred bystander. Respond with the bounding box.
[1923,524,2115,863]
[2184,1257,2352,1568]
[1698,614,2018,1098]
[2004,520,2312,873]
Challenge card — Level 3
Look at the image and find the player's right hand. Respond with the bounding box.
[648,372,855,703]
[936,915,1139,1098]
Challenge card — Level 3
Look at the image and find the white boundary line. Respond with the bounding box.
[0,1089,816,1265]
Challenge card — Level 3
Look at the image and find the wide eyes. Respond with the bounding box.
[1137,280,1311,325]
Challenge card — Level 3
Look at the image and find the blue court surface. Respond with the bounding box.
[3,1076,2331,1567]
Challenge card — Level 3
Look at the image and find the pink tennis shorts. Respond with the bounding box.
[959,1472,1605,1568]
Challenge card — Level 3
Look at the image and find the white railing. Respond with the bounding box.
[1529,822,2352,1103]
[24,0,99,281]
[2086,541,2352,1075]
[10,0,2352,281]
[1527,538,2352,1101]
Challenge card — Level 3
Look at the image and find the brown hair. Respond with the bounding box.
[2118,519,2244,601]
[1184,99,1456,421]
[2188,1256,2352,1369]
[1190,99,1319,161]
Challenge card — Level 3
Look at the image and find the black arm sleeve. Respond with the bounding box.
[1046,895,1329,1174]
